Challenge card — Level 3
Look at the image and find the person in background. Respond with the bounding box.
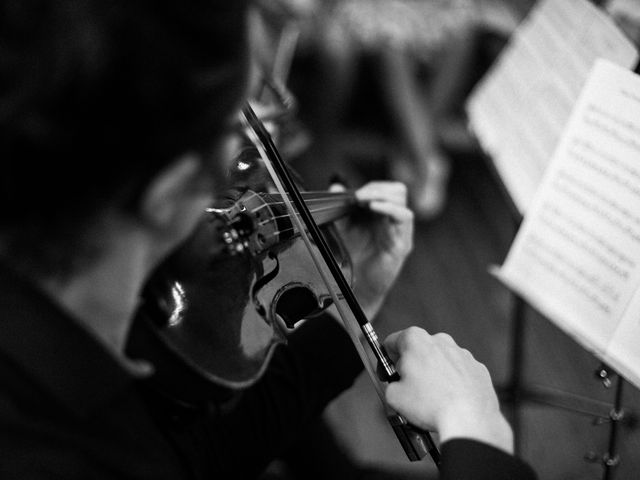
[0,1,536,479]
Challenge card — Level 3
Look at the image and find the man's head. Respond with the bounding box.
[0,0,251,277]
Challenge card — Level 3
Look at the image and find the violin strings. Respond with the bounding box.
[255,194,354,210]
[233,190,353,213]
[261,224,326,241]
[246,197,352,217]
[257,208,349,240]
[237,189,352,204]
[236,199,351,223]
[237,190,263,203]
[257,204,351,226]
[227,190,354,241]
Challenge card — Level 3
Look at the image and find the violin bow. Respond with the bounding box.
[241,103,441,468]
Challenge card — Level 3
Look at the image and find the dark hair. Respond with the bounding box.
[0,0,251,275]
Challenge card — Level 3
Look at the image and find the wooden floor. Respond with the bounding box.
[289,145,640,480]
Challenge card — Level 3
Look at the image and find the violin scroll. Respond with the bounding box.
[206,190,286,258]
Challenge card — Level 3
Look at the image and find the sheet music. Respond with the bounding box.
[466,0,638,214]
[496,60,640,387]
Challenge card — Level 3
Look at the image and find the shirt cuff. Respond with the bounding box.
[440,439,538,480]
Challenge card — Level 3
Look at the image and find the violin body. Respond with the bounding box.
[127,153,355,399]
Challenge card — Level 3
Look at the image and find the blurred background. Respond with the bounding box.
[248,1,640,479]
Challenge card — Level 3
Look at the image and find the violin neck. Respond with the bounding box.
[292,191,358,226]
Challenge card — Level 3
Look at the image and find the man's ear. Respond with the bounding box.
[138,154,212,235]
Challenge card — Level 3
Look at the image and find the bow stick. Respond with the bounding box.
[241,103,441,467]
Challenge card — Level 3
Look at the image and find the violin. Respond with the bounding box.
[127,148,358,396]
[127,101,441,467]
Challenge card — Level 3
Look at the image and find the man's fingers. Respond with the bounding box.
[329,183,347,193]
[383,330,404,361]
[356,181,408,207]
[367,200,414,225]
[384,326,432,361]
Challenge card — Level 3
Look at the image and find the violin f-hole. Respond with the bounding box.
[273,283,322,329]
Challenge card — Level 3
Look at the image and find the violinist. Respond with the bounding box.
[0,1,536,479]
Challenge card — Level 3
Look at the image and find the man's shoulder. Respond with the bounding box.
[0,355,79,477]
[0,358,189,480]
[0,352,54,419]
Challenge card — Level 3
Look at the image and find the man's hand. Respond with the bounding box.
[383,327,514,454]
[332,181,414,319]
